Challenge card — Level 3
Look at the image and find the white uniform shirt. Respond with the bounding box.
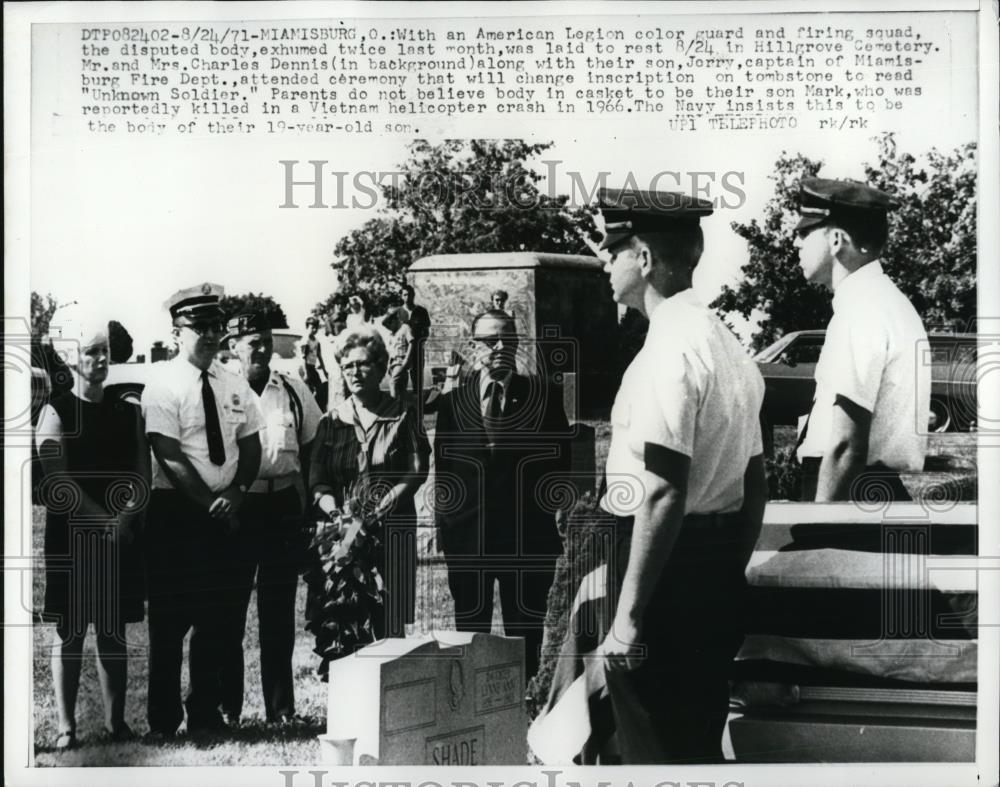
[141,357,264,492]
[797,262,929,471]
[253,369,323,479]
[602,288,765,516]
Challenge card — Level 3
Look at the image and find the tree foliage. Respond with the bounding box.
[320,139,595,318]
[219,293,289,329]
[109,320,134,363]
[31,291,59,339]
[712,133,977,352]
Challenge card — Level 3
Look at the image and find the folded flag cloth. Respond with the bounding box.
[528,563,662,764]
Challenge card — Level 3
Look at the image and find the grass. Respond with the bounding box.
[30,510,462,766]
[29,422,977,765]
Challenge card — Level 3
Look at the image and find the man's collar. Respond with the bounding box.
[177,355,218,378]
[649,287,700,324]
[479,368,513,397]
[833,261,883,311]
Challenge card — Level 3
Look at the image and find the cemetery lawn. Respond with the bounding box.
[27,424,975,765]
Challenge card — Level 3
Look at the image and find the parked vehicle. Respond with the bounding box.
[755,330,977,433]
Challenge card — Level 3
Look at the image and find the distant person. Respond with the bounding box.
[220,312,323,727]
[382,307,415,401]
[400,285,431,397]
[36,312,148,748]
[344,295,368,330]
[300,318,328,411]
[490,289,514,318]
[793,178,930,501]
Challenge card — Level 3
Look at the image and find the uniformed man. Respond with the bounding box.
[592,188,768,762]
[219,312,323,726]
[793,178,930,501]
[140,284,263,738]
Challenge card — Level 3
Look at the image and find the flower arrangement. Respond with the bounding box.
[303,488,387,679]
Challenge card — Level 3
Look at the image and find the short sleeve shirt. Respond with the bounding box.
[602,289,765,516]
[389,324,414,371]
[254,370,324,479]
[797,262,929,471]
[141,357,264,492]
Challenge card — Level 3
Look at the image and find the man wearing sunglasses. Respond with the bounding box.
[792,179,929,501]
[140,283,263,738]
[433,308,571,687]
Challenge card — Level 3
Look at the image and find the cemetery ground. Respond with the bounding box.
[29,425,976,765]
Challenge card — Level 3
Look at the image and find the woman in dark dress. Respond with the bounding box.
[36,318,148,748]
[304,326,429,677]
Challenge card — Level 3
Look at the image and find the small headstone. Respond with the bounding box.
[319,632,527,765]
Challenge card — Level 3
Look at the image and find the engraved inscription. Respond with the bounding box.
[426,725,485,765]
[475,662,521,714]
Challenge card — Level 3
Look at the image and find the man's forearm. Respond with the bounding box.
[155,455,216,507]
[816,443,867,501]
[232,435,262,489]
[615,487,686,623]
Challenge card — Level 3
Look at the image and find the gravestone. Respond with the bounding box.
[408,252,618,414]
[319,632,527,765]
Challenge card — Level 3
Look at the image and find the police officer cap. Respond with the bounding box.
[796,178,898,232]
[224,311,273,343]
[597,187,714,250]
[165,282,224,323]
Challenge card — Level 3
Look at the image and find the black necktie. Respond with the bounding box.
[201,370,226,466]
[484,380,503,434]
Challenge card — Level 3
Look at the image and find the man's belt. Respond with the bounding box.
[248,475,297,494]
[614,511,741,530]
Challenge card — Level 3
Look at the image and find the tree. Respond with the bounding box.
[31,291,59,339]
[713,134,977,352]
[320,139,595,318]
[219,293,289,329]
[109,320,134,363]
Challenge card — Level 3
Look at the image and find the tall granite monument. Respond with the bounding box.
[408,252,618,414]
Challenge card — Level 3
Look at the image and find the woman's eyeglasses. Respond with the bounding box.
[341,361,374,373]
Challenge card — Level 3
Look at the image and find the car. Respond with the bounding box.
[755,330,978,433]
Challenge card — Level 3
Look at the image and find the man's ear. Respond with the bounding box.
[637,243,654,280]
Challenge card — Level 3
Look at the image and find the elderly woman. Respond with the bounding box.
[35,315,148,748]
[303,326,429,676]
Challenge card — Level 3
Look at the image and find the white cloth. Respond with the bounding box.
[252,369,323,479]
[797,262,929,472]
[141,356,264,492]
[602,288,765,516]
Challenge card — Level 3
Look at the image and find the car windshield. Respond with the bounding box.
[272,332,302,359]
[753,333,798,362]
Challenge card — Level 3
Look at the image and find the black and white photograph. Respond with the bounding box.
[4,2,998,785]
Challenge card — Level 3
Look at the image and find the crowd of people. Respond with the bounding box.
[35,179,929,762]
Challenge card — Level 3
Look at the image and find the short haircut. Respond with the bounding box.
[472,308,516,335]
[635,225,705,272]
[334,325,388,368]
[402,284,415,297]
[491,289,509,302]
[831,215,889,255]
[348,295,364,308]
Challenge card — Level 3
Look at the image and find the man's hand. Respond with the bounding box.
[599,614,644,672]
[208,486,245,519]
